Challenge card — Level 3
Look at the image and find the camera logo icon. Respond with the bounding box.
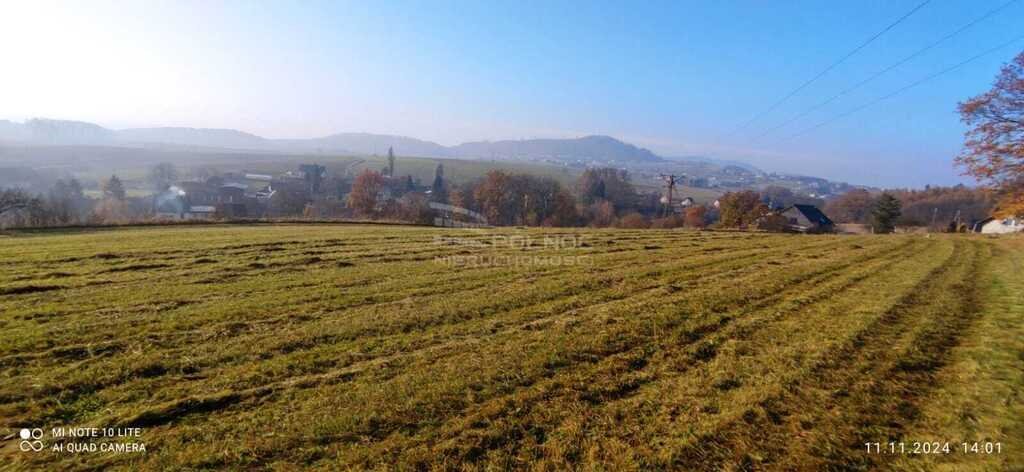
[19,428,44,452]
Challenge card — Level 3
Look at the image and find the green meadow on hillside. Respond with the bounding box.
[0,225,1020,470]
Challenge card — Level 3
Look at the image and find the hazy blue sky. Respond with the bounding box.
[1,0,1022,187]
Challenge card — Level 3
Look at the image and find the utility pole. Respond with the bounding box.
[659,174,682,217]
[522,194,530,226]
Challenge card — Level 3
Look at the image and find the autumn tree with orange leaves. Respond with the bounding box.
[347,169,385,217]
[957,51,1024,217]
[717,190,768,228]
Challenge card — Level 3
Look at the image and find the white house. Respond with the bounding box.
[979,217,1024,234]
[186,206,217,219]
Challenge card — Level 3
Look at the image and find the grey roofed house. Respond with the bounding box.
[779,204,835,233]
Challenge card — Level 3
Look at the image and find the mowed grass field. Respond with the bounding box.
[0,225,1021,470]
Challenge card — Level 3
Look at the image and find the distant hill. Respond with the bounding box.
[665,155,763,174]
[0,119,665,165]
[0,118,115,144]
[0,120,30,141]
[278,132,452,157]
[0,119,872,197]
[117,127,269,149]
[452,135,663,164]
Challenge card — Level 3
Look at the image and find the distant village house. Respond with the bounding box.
[778,204,835,233]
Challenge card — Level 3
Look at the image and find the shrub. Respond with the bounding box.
[616,213,649,229]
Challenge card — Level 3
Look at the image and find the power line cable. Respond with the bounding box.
[725,0,932,137]
[747,0,1020,144]
[782,33,1024,141]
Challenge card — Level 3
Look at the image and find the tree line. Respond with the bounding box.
[825,186,993,232]
[0,175,148,228]
[1,163,974,234]
[345,166,718,229]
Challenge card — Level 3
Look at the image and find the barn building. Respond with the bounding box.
[779,204,835,233]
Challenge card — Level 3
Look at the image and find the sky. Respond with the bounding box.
[1,0,1022,188]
